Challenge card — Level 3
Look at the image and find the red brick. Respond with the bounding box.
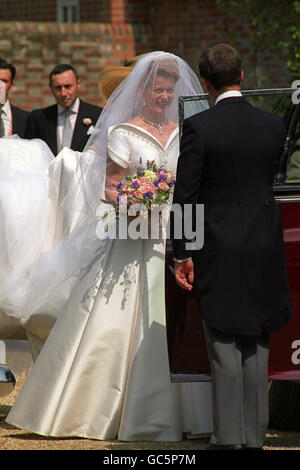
[0,0,291,111]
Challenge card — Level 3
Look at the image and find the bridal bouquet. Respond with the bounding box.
[113,161,176,215]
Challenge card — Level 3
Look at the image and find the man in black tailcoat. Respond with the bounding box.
[25,64,102,155]
[172,43,291,450]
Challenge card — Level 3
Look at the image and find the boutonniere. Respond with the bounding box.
[83,118,92,126]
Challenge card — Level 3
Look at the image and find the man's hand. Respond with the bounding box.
[174,259,194,291]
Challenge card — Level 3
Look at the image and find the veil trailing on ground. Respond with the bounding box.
[0,51,206,320]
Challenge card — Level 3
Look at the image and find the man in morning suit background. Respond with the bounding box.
[0,58,28,138]
[172,43,292,450]
[25,64,102,155]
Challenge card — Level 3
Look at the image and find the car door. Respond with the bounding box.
[270,94,300,379]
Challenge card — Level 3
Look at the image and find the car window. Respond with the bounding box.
[179,89,298,189]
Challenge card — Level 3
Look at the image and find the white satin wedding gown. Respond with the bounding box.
[5,125,213,441]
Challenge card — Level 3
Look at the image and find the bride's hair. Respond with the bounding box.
[145,58,180,85]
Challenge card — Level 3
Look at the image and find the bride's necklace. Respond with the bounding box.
[138,113,168,135]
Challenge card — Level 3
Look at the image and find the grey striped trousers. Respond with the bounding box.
[203,321,270,448]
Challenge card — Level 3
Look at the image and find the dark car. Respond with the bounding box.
[165,87,300,430]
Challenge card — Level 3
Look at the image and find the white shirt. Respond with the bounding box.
[57,97,80,144]
[215,90,242,105]
[0,101,12,136]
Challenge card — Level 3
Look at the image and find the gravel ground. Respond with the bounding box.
[0,340,300,451]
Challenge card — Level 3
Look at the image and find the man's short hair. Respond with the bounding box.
[0,58,16,82]
[199,44,242,91]
[49,64,79,85]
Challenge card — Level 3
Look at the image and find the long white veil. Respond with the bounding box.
[0,51,206,320]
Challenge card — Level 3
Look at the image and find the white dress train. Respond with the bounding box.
[6,125,213,441]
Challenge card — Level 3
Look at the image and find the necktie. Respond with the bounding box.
[0,109,4,138]
[62,109,73,148]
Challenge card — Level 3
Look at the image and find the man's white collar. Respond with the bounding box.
[215,90,242,105]
[1,100,10,116]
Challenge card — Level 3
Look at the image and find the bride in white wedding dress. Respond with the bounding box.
[2,52,213,441]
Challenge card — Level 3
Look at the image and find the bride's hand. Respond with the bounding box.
[105,159,124,204]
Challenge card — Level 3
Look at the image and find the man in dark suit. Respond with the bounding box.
[0,58,28,137]
[172,44,292,450]
[25,64,102,155]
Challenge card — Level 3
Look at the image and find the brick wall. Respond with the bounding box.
[0,0,110,22]
[0,0,57,21]
[0,0,292,111]
[0,22,138,110]
[0,0,146,23]
[80,1,110,22]
[147,0,290,89]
